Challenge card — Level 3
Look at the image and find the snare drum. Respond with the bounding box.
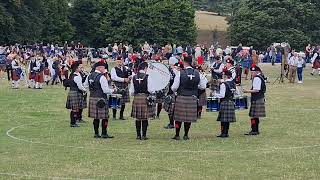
[108,94,122,109]
[206,97,220,112]
[234,96,248,110]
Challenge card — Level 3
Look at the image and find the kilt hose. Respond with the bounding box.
[249,98,266,118]
[114,81,130,105]
[88,97,109,119]
[131,94,155,121]
[217,100,236,123]
[163,94,175,115]
[174,95,198,123]
[66,91,84,110]
[198,91,207,106]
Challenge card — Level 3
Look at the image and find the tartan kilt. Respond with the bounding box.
[198,92,207,106]
[44,68,50,75]
[174,95,198,123]
[35,72,44,83]
[249,98,266,118]
[217,100,236,123]
[131,94,155,121]
[163,94,175,115]
[114,82,130,104]
[29,72,36,80]
[88,97,109,119]
[82,94,87,109]
[66,91,83,110]
[313,60,320,69]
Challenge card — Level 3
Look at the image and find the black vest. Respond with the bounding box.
[221,81,236,102]
[251,75,266,101]
[115,66,129,79]
[133,73,148,94]
[30,61,37,72]
[168,67,175,95]
[69,73,80,91]
[88,72,104,98]
[177,68,200,96]
[212,62,222,79]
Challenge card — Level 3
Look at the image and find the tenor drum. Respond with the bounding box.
[108,94,122,109]
[234,96,248,110]
[206,97,220,112]
[147,62,171,93]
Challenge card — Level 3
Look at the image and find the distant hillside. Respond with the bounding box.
[195,11,229,47]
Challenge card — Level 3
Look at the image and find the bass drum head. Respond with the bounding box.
[147,62,171,92]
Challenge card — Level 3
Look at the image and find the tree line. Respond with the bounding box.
[0,0,196,48]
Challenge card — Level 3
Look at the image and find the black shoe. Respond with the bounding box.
[216,134,229,138]
[94,134,101,138]
[101,134,114,139]
[183,136,190,140]
[156,116,160,119]
[70,124,80,128]
[172,136,180,140]
[141,136,149,140]
[244,131,258,136]
[311,73,314,76]
[136,136,142,140]
[78,119,86,123]
[119,117,126,120]
[164,124,174,129]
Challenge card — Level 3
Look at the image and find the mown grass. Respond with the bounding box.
[0,63,319,180]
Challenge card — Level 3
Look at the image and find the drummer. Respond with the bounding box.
[164,61,182,129]
[214,70,236,138]
[111,56,131,120]
[129,62,154,140]
[243,65,266,136]
[171,56,207,140]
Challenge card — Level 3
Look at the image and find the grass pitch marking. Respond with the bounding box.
[6,121,320,154]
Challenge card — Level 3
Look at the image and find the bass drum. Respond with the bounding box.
[147,62,171,93]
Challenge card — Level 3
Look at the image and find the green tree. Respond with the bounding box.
[228,0,320,50]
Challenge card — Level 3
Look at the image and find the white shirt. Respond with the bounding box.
[73,72,86,92]
[169,56,178,65]
[297,59,305,68]
[11,60,19,69]
[84,70,113,94]
[210,62,225,73]
[129,71,154,96]
[111,66,126,82]
[215,79,233,98]
[288,56,298,66]
[252,74,262,91]
[171,66,207,92]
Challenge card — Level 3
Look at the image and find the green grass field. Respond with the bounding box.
[0,63,320,180]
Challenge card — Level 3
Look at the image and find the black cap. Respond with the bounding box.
[174,62,184,69]
[226,59,234,65]
[71,61,80,71]
[138,62,148,71]
[184,56,193,64]
[250,66,261,72]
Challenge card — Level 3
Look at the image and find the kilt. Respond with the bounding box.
[174,95,198,123]
[66,91,84,110]
[131,94,155,121]
[249,98,266,118]
[198,91,207,106]
[44,68,50,75]
[12,69,20,81]
[29,72,36,80]
[82,94,87,109]
[114,82,130,104]
[88,97,109,119]
[217,100,236,123]
[35,72,44,83]
[163,94,175,115]
[313,60,320,69]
